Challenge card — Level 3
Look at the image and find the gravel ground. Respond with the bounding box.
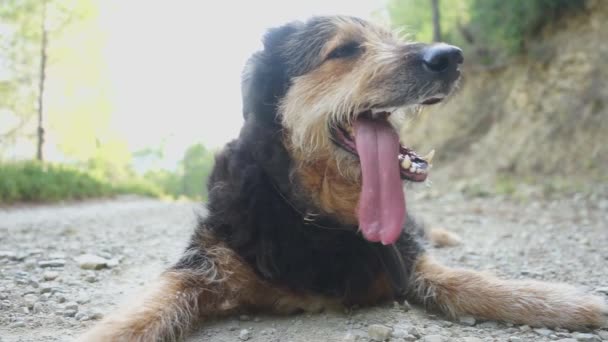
[1,192,607,342]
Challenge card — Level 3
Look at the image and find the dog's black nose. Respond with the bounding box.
[422,44,463,73]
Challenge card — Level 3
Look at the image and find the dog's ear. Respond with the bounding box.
[241,23,301,124]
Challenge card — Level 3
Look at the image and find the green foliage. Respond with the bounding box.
[144,143,215,200]
[388,0,470,44]
[468,0,587,54]
[388,0,587,57]
[0,161,161,204]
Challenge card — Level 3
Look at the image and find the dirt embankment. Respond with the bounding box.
[403,1,607,193]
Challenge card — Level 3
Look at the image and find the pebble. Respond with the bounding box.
[63,309,77,317]
[239,329,251,341]
[342,333,360,341]
[458,315,476,326]
[23,294,37,308]
[597,331,608,340]
[33,302,43,314]
[555,339,577,342]
[85,275,98,283]
[43,271,59,281]
[239,314,252,321]
[0,251,17,260]
[38,259,66,268]
[508,337,523,342]
[367,324,392,341]
[40,284,54,294]
[89,311,104,320]
[65,301,79,311]
[420,335,445,342]
[461,337,483,342]
[535,328,553,337]
[75,312,88,321]
[595,287,608,295]
[76,295,90,305]
[75,254,111,270]
[477,321,499,329]
[10,321,26,328]
[572,333,601,342]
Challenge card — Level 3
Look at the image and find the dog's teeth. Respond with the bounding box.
[422,149,435,164]
[401,155,412,169]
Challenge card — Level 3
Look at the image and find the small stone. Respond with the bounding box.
[85,275,98,283]
[391,328,409,339]
[33,302,43,314]
[90,311,104,320]
[76,295,90,305]
[75,312,88,321]
[0,293,7,300]
[595,287,608,295]
[342,333,360,342]
[573,333,601,342]
[461,338,483,342]
[420,335,445,342]
[65,301,79,311]
[40,285,54,294]
[239,314,252,321]
[520,325,532,332]
[0,251,17,259]
[63,309,77,317]
[75,254,110,270]
[23,294,37,308]
[509,337,523,342]
[239,329,251,341]
[43,271,59,281]
[535,328,553,337]
[555,339,577,342]
[458,315,476,326]
[597,331,608,340]
[477,321,499,329]
[38,259,66,268]
[367,324,392,341]
[10,321,26,328]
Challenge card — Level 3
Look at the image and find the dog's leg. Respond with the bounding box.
[79,242,335,342]
[427,227,462,248]
[411,254,608,329]
[78,269,229,342]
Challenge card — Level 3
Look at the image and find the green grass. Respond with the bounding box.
[0,161,162,204]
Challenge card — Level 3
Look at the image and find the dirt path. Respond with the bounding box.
[1,193,607,342]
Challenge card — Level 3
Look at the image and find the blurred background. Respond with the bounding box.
[0,0,606,204]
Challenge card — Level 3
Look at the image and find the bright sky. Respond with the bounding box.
[99,0,388,163]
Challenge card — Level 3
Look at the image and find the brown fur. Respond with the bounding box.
[294,149,361,225]
[412,255,607,329]
[428,227,462,247]
[79,235,337,342]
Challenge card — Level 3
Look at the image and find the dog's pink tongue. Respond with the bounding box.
[354,117,405,245]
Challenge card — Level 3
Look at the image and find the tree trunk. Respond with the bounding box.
[431,0,441,42]
[36,0,48,162]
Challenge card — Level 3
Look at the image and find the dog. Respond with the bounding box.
[81,16,607,341]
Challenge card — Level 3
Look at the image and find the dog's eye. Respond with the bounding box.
[327,42,362,60]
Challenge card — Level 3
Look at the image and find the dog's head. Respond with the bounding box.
[241,16,462,244]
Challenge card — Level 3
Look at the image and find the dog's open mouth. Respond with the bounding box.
[329,110,435,183]
[329,107,437,245]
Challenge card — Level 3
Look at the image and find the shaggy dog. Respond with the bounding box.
[81,16,607,341]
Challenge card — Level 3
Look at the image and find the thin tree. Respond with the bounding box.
[431,0,441,42]
[36,0,48,161]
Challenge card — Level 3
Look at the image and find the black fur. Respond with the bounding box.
[174,17,425,304]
